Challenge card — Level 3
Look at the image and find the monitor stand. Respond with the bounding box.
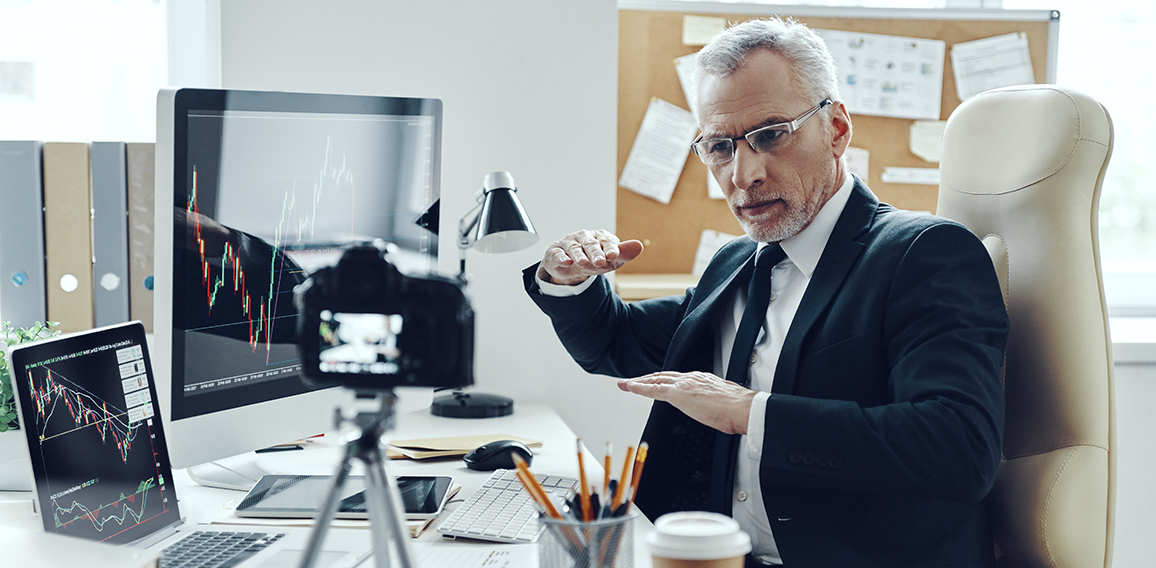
[187,452,275,491]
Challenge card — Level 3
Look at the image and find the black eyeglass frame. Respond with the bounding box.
[691,98,833,165]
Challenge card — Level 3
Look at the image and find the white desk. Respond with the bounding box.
[0,404,654,566]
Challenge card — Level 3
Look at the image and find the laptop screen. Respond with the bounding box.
[9,322,182,544]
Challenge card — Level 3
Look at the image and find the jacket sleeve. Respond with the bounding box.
[759,222,1008,504]
[522,265,690,379]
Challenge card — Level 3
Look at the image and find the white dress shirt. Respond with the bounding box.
[536,174,855,564]
[720,174,853,564]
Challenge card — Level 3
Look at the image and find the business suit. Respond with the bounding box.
[524,179,1009,567]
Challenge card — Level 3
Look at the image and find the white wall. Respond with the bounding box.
[218,0,652,459]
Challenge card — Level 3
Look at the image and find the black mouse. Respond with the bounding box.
[463,440,533,471]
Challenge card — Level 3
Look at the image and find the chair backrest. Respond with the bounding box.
[936,85,1116,568]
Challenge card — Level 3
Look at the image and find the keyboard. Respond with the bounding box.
[436,469,579,544]
[160,530,285,568]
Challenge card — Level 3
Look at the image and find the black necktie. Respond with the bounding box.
[725,244,786,387]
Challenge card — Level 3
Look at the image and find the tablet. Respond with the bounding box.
[236,475,454,520]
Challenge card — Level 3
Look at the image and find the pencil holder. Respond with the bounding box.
[538,510,637,568]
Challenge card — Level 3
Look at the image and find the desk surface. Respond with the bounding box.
[0,404,655,566]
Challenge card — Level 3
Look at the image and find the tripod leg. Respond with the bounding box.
[297,452,356,568]
[363,447,415,568]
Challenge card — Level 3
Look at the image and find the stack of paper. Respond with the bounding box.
[386,434,541,460]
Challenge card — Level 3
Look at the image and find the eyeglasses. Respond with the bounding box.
[691,99,832,165]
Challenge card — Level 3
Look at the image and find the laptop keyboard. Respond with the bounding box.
[160,531,286,568]
[436,469,579,544]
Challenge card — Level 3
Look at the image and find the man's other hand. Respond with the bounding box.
[617,372,756,435]
[537,229,644,286]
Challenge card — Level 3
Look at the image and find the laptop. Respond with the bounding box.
[8,321,371,568]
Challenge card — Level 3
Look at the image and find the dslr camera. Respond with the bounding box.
[295,243,474,390]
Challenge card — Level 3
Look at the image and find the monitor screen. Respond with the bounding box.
[153,88,441,471]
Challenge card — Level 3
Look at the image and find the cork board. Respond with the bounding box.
[617,7,1056,274]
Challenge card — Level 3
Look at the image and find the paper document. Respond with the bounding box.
[387,434,541,460]
[707,172,724,200]
[909,120,947,163]
[882,167,940,185]
[683,15,726,46]
[951,32,1035,101]
[845,146,870,181]
[674,52,700,113]
[693,230,740,276]
[412,543,536,567]
[618,98,699,205]
[816,29,945,120]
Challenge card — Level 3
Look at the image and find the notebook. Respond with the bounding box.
[7,321,372,567]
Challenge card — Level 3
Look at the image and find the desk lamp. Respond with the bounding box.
[431,171,537,418]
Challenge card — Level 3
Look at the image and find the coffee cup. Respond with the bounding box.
[646,511,752,568]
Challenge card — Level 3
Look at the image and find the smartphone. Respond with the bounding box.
[235,474,454,520]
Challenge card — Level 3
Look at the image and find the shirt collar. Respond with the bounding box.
[758,172,854,278]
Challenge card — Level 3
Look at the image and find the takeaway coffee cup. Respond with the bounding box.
[646,511,752,568]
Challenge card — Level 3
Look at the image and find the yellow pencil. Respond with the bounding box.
[611,445,635,510]
[626,442,649,505]
[511,453,563,519]
[576,438,592,522]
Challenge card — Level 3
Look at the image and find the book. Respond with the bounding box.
[90,142,131,327]
[0,141,48,328]
[125,143,155,332]
[42,142,94,333]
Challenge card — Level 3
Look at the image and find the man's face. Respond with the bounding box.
[697,50,851,243]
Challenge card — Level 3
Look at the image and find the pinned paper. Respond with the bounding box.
[816,29,945,120]
[683,15,726,46]
[693,229,740,276]
[909,120,946,163]
[882,167,940,186]
[951,32,1035,101]
[707,172,724,200]
[618,98,699,205]
[845,146,870,181]
[674,52,700,114]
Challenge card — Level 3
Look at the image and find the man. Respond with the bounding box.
[523,18,1008,567]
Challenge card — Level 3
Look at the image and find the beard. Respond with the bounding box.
[733,187,828,243]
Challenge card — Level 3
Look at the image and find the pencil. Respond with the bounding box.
[603,441,613,495]
[576,438,593,522]
[610,445,635,510]
[626,442,649,505]
[511,453,563,519]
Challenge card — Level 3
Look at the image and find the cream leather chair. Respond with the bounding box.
[937,85,1116,568]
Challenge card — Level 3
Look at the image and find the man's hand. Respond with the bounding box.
[537,229,644,286]
[617,371,756,435]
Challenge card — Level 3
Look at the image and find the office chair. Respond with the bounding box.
[937,85,1116,568]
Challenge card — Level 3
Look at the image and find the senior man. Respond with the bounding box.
[524,17,1008,567]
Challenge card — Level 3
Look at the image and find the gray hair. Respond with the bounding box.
[695,17,841,110]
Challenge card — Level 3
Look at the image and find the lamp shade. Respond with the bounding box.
[471,172,538,253]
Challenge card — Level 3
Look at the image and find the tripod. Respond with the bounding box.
[298,389,414,568]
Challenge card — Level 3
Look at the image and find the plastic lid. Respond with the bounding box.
[645,512,752,560]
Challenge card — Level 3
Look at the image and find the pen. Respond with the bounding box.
[576,438,593,522]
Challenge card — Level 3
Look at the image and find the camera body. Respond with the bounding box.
[295,244,474,390]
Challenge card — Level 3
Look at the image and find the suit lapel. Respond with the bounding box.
[663,238,758,370]
[772,180,877,394]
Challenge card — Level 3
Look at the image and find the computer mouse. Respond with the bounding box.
[463,440,533,471]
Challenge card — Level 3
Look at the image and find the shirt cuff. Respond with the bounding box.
[744,391,772,461]
[535,270,596,297]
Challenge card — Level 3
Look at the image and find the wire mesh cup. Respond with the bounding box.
[539,510,637,568]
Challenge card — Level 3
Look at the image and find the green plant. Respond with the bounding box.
[0,321,60,432]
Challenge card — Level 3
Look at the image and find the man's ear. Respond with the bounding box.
[829,101,853,159]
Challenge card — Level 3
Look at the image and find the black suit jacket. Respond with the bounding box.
[524,180,1008,567]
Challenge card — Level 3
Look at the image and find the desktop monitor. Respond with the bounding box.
[154,88,442,486]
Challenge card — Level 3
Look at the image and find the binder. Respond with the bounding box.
[91,142,131,327]
[126,143,155,332]
[42,142,94,333]
[0,141,48,328]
